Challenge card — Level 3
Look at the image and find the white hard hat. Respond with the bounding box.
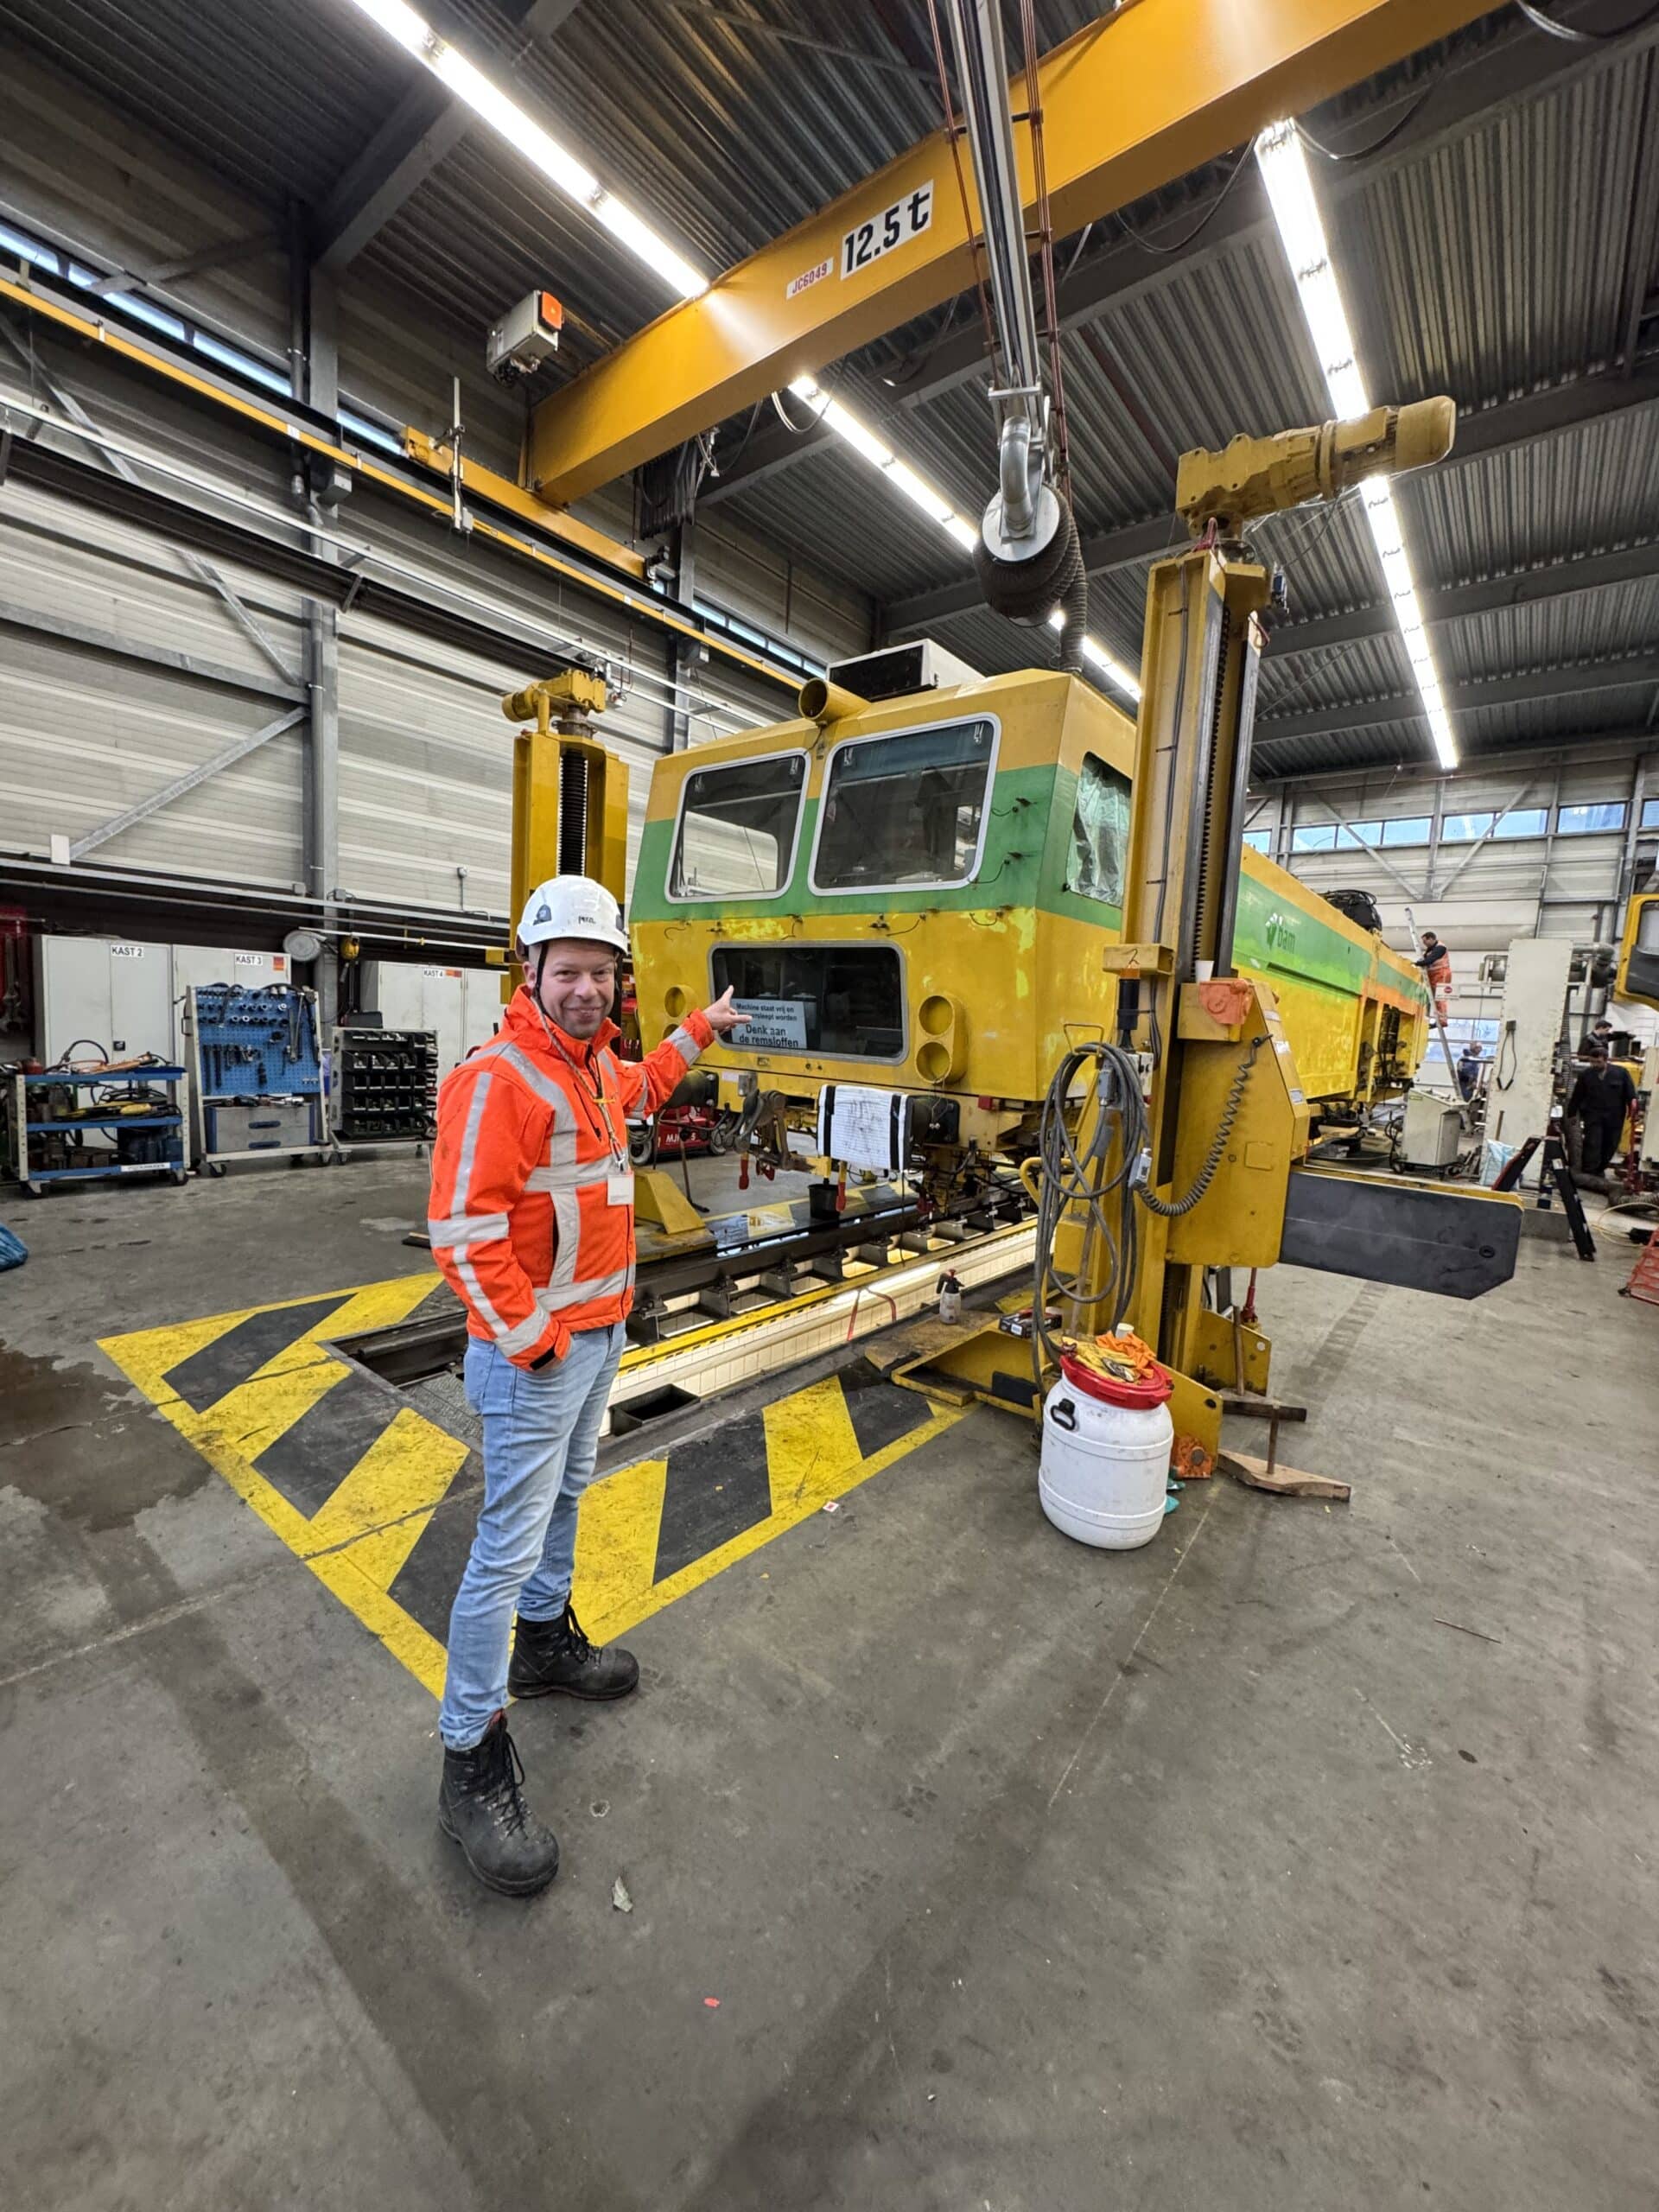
[516,874,629,957]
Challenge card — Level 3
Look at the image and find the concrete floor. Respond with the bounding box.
[2,1157,1656,2211]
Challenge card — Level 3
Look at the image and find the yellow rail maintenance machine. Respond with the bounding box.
[501,400,1522,1471]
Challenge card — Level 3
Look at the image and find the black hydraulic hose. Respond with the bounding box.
[1515,0,1659,41]
[1056,538,1089,675]
[1136,1034,1268,1219]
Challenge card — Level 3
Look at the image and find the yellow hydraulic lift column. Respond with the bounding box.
[502,671,627,932]
[1105,402,1465,1457]
[907,401,1471,1464]
[499,671,703,1236]
[1107,536,1290,1440]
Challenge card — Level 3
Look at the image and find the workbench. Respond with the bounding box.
[6,1065,188,1195]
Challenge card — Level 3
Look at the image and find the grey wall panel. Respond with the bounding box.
[0,479,309,691]
[696,511,872,667]
[0,480,307,884]
[687,656,804,747]
[337,622,516,916]
[0,628,304,883]
[337,608,671,911]
[0,334,303,609]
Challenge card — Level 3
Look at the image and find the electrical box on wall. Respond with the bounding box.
[487,290,563,383]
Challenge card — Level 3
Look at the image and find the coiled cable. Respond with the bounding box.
[1137,1033,1268,1218]
[1027,1033,1265,1376]
[1030,1041,1145,1375]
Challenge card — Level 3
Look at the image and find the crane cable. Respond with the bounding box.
[923,0,1000,366]
[1017,0,1073,507]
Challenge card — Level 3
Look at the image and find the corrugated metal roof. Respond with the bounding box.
[1441,576,1659,680]
[0,0,394,207]
[1338,48,1655,396]
[715,18,1659,776]
[1254,686,1659,785]
[0,0,1651,777]
[1411,408,1659,581]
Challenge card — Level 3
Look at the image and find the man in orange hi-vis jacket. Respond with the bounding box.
[1415,929,1453,1018]
[427,873,748,1896]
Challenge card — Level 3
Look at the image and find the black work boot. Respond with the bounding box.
[508,1599,639,1702]
[438,1711,560,1897]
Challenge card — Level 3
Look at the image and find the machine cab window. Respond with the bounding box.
[1065,753,1131,908]
[670,751,806,899]
[812,720,995,893]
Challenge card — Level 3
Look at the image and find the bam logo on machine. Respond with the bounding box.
[842,181,933,277]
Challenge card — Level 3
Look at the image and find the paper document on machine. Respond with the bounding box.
[817,1084,909,1174]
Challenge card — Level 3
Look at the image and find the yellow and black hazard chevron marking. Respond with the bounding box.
[100,1278,965,1700]
[101,1274,466,1695]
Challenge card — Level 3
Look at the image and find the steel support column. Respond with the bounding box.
[293,230,342,1027]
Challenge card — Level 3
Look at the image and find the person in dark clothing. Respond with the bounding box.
[1414,931,1452,1016]
[1567,1046,1636,1175]
[1456,1042,1483,1100]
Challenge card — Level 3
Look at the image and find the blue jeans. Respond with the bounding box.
[439,1323,627,1750]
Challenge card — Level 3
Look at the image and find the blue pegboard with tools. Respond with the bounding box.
[187,982,327,1169]
[191,982,321,1099]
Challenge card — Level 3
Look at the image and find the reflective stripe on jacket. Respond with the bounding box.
[428,986,714,1367]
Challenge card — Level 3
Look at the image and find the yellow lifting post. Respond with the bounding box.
[900,398,1495,1463]
[525,0,1491,504]
[500,672,703,1236]
[1066,400,1466,1455]
[502,671,628,940]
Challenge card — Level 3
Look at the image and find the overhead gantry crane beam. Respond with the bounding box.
[526,0,1493,506]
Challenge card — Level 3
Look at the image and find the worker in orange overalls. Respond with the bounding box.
[1415,928,1453,1018]
[427,873,748,1896]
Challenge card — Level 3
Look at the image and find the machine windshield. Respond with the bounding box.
[814,720,995,892]
[670,751,805,899]
[710,944,904,1059]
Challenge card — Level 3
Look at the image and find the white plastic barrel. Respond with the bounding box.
[1039,1368,1173,1550]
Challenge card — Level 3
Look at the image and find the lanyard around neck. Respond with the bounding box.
[532,1001,626,1160]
